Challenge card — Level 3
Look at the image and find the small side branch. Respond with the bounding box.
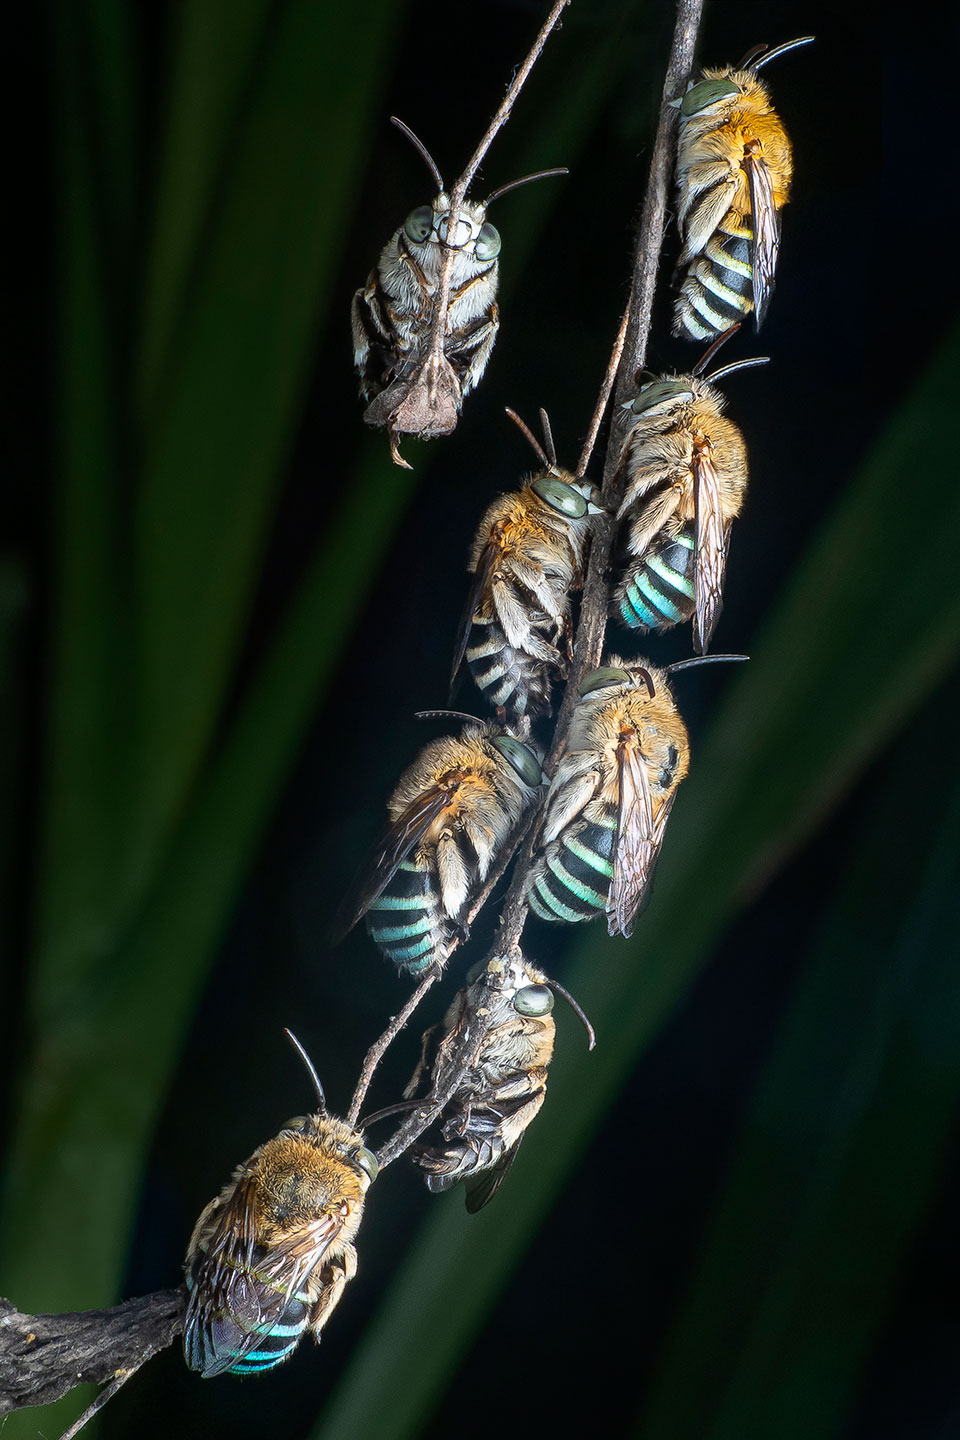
[0,1289,184,1417]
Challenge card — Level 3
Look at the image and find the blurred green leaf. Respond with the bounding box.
[308,322,960,1440]
[641,703,960,1440]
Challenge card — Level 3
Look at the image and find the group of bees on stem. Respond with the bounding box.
[182,19,811,1381]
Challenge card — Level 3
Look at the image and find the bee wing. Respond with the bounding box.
[744,143,780,329]
[692,446,729,654]
[463,1137,525,1213]
[607,734,656,939]
[338,785,456,936]
[450,530,501,688]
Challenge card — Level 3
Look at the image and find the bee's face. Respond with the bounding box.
[402,196,501,261]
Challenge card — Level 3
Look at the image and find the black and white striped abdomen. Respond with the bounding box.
[615,525,695,633]
[365,855,451,974]
[527,813,617,924]
[466,619,556,726]
[674,220,754,341]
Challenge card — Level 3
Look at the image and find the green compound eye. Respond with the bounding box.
[403,205,435,243]
[475,221,501,261]
[578,666,631,697]
[681,78,740,116]
[626,379,695,415]
[491,736,543,787]
[532,476,587,518]
[513,984,554,1017]
[354,1147,379,1183]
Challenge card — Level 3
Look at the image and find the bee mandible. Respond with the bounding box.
[452,408,603,730]
[614,330,768,652]
[404,951,594,1211]
[343,720,543,974]
[673,36,814,340]
[183,1031,377,1378]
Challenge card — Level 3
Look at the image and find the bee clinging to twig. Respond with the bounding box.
[672,36,814,340]
[402,951,594,1211]
[452,408,603,730]
[183,1031,377,1378]
[342,721,543,974]
[613,329,768,652]
[351,0,570,466]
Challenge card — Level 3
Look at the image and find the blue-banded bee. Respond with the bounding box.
[183,1033,377,1378]
[613,335,768,652]
[452,410,603,729]
[527,660,689,937]
[673,37,814,340]
[352,118,564,464]
[404,951,594,1211]
[344,722,543,974]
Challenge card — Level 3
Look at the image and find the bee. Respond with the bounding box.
[526,659,690,938]
[613,332,768,652]
[183,1032,377,1378]
[672,37,814,341]
[343,721,543,974]
[452,409,603,730]
[403,951,594,1211]
[352,118,565,465]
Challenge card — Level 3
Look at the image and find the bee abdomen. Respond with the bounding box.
[675,228,754,341]
[616,527,695,632]
[365,858,447,973]
[528,815,616,923]
[466,622,554,724]
[184,1253,312,1376]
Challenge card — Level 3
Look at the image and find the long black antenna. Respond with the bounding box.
[390,116,445,192]
[746,35,815,72]
[665,654,749,674]
[284,1028,327,1113]
[505,407,550,468]
[548,977,597,1050]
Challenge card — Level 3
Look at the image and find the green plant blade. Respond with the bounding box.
[307,322,960,1440]
[640,699,960,1440]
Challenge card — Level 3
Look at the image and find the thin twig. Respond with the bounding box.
[576,300,630,479]
[420,0,571,385]
[59,1362,145,1440]
[347,967,439,1127]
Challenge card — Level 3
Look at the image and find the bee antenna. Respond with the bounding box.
[504,408,549,468]
[414,708,484,725]
[745,36,815,72]
[704,356,771,385]
[357,1099,423,1129]
[635,667,656,699]
[664,654,749,675]
[484,167,568,206]
[390,116,445,192]
[284,1028,327,1113]
[547,977,596,1050]
[539,408,558,468]
[691,323,741,377]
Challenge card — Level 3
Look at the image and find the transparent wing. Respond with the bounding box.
[450,527,502,688]
[692,444,729,653]
[744,142,780,329]
[337,784,456,937]
[608,734,656,938]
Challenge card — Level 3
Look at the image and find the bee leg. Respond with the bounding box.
[389,429,413,471]
[307,1247,357,1342]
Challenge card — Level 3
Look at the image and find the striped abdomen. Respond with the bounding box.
[528,812,616,924]
[184,1248,314,1376]
[674,223,754,341]
[616,525,695,632]
[466,620,556,726]
[365,854,451,974]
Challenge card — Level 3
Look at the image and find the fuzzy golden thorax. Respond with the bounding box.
[388,726,539,845]
[678,69,794,216]
[468,471,592,579]
[566,661,690,808]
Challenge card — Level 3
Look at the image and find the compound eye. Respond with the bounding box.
[491,736,543,787]
[628,380,694,415]
[513,984,554,1017]
[578,666,631,697]
[532,476,587,518]
[354,1147,379,1184]
[403,205,435,243]
[681,78,740,116]
[475,221,501,261]
[281,1115,309,1133]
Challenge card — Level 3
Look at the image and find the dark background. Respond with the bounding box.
[4,1,960,1438]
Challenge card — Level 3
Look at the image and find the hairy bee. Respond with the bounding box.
[673,37,813,340]
[183,1033,377,1378]
[452,410,602,729]
[404,951,593,1211]
[344,722,543,974]
[352,118,564,463]
[526,660,689,937]
[613,338,767,652]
